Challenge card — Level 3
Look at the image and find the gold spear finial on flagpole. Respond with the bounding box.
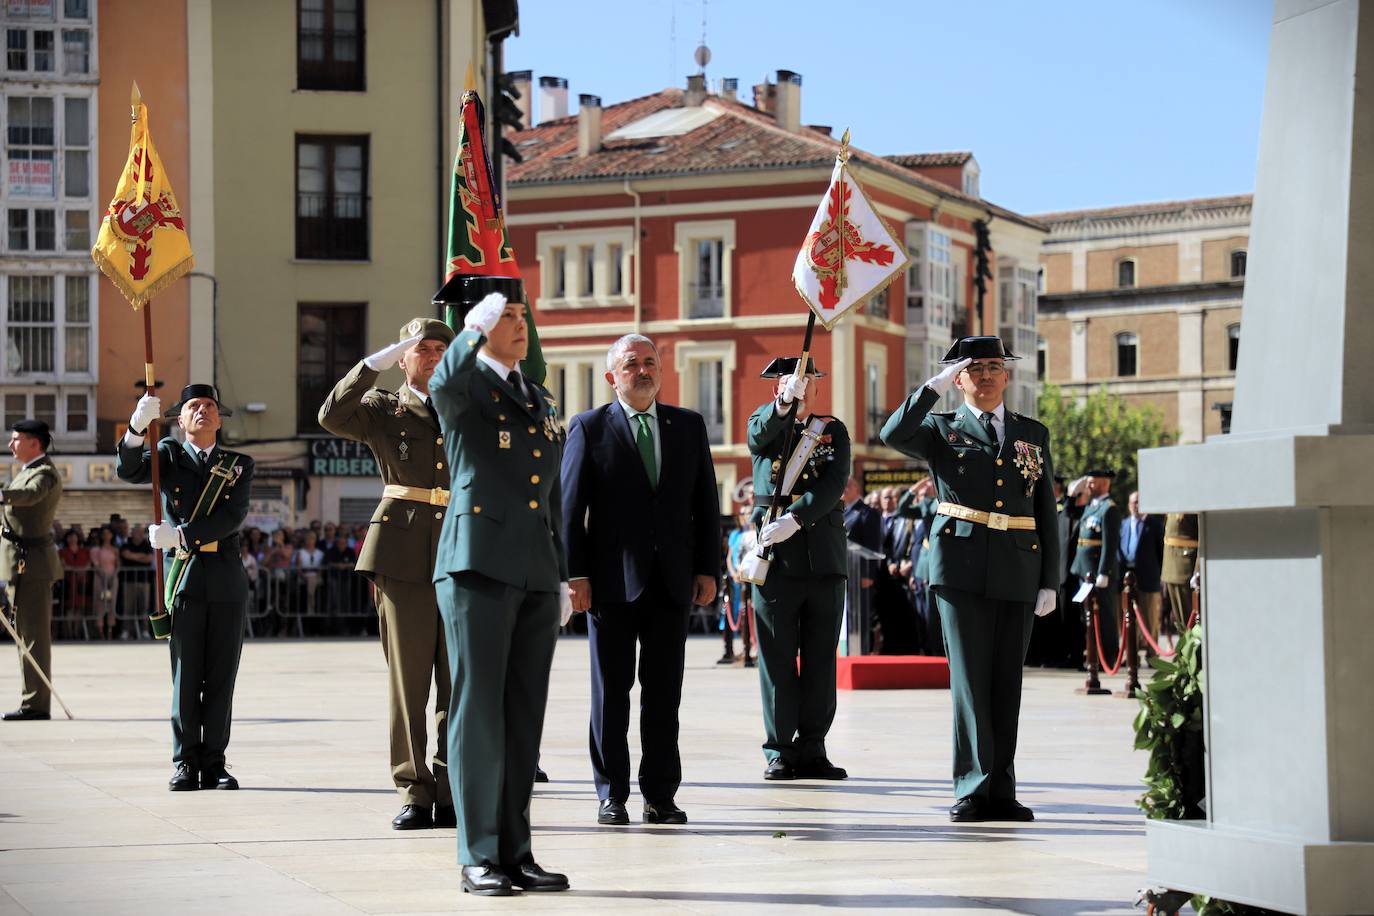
[130,81,142,117]
[838,127,851,164]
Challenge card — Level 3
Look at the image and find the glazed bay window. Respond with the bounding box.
[4,92,92,252]
[4,1,92,76]
[676,340,736,445]
[295,134,369,260]
[535,227,633,307]
[905,223,953,330]
[674,219,735,320]
[1,273,93,379]
[696,359,725,444]
[297,0,365,91]
[7,96,55,197]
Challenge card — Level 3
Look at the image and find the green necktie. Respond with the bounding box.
[635,413,657,489]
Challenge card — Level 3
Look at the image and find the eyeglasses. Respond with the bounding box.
[962,363,1006,377]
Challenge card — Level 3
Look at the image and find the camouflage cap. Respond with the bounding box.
[400,318,454,345]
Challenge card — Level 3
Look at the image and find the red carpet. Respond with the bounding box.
[836,655,951,690]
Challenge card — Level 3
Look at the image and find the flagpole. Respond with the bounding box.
[141,303,169,630]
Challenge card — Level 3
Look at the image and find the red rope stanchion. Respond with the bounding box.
[1093,599,1128,677]
[1119,573,1142,698]
[1135,613,1175,658]
[1076,589,1112,696]
[722,590,743,633]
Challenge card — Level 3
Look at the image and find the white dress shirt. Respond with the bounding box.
[960,401,1006,447]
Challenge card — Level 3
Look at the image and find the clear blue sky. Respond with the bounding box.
[505,0,1271,215]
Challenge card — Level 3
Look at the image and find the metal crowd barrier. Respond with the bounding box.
[843,542,885,657]
[48,565,377,640]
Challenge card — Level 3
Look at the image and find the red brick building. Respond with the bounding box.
[505,72,1046,506]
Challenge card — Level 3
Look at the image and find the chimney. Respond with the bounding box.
[774,69,802,132]
[577,94,602,157]
[720,77,738,103]
[508,70,532,130]
[538,76,568,123]
[684,73,707,107]
[807,125,833,137]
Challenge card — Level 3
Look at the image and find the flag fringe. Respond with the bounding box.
[91,247,194,310]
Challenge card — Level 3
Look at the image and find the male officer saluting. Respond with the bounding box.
[1071,468,1120,665]
[429,292,572,896]
[118,385,254,791]
[0,420,63,721]
[319,318,455,831]
[744,358,851,782]
[880,337,1059,822]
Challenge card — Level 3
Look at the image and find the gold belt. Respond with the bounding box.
[1165,536,1199,548]
[174,540,216,560]
[936,501,1036,532]
[1078,538,1103,546]
[383,484,450,507]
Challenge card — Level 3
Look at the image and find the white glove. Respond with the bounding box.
[148,523,184,551]
[1190,570,1201,590]
[925,357,972,396]
[1067,476,1090,499]
[1034,588,1056,617]
[778,372,809,405]
[363,333,423,371]
[559,582,574,627]
[464,292,508,336]
[130,395,162,435]
[759,513,802,547]
[1095,573,1110,590]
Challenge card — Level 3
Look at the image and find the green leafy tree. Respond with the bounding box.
[1035,383,1172,501]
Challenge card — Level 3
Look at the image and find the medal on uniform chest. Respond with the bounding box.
[541,414,557,441]
[1012,440,1044,497]
[490,389,501,402]
[398,440,410,461]
[498,430,511,449]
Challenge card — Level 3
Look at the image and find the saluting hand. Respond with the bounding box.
[925,358,972,396]
[464,292,508,336]
[363,333,423,372]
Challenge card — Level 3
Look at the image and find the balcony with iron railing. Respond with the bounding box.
[295,192,369,260]
[687,282,725,319]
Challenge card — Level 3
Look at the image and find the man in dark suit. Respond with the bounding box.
[561,333,719,827]
[842,476,882,555]
[1119,491,1165,650]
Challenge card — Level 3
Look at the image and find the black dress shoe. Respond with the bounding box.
[797,757,848,780]
[763,759,796,781]
[168,763,199,792]
[988,798,1035,822]
[643,800,688,824]
[2,709,49,721]
[949,796,988,822]
[534,766,549,783]
[461,865,513,896]
[200,766,239,790]
[504,861,569,892]
[597,798,629,825]
[743,657,756,668]
[392,804,433,830]
[716,652,736,665]
[434,803,456,828]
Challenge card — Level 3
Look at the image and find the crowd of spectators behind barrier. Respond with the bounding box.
[41,516,377,640]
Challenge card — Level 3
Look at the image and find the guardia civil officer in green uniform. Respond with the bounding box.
[880,337,1059,822]
[1161,512,1199,632]
[118,385,254,791]
[318,317,456,831]
[1070,468,1120,664]
[429,289,572,897]
[745,358,851,782]
[0,420,63,721]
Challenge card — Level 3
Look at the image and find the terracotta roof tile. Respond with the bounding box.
[505,89,1043,231]
[885,152,974,168]
[1033,194,1253,223]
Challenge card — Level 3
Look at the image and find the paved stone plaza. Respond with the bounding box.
[0,636,1149,914]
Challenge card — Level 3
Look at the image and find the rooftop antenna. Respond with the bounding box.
[669,2,676,87]
[695,0,710,81]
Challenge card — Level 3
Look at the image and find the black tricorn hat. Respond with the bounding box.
[165,383,234,418]
[432,275,526,323]
[760,357,826,378]
[1081,466,1117,479]
[940,336,1020,364]
[10,418,51,449]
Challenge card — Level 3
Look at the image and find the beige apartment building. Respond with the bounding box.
[1036,194,1250,443]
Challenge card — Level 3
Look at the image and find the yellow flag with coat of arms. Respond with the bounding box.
[791,133,909,329]
[91,83,194,308]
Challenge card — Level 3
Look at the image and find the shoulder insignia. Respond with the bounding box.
[362,388,398,409]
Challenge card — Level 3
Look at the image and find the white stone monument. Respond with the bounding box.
[1138,1,1374,912]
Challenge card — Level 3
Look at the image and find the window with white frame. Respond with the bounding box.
[676,340,735,445]
[536,227,633,308]
[3,89,94,253]
[863,342,887,446]
[1227,323,1240,372]
[905,223,952,330]
[3,0,93,78]
[866,285,889,320]
[1036,336,1047,381]
[543,348,613,417]
[2,272,92,379]
[674,219,735,320]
